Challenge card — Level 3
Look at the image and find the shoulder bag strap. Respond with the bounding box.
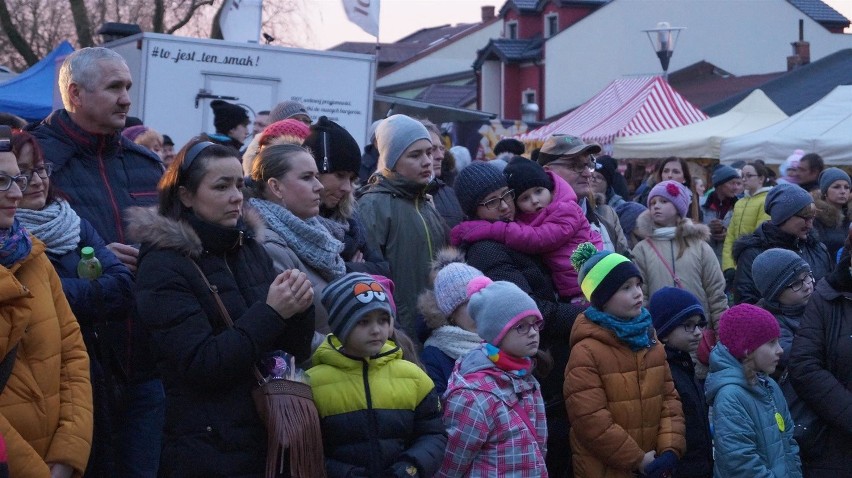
[188,260,265,383]
[0,345,18,394]
[646,240,682,288]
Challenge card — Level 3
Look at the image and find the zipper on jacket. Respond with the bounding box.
[414,195,435,262]
[362,360,382,473]
[96,141,126,244]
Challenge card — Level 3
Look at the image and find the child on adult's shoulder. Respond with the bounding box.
[438,277,548,477]
[418,254,484,397]
[450,156,602,302]
[704,304,802,477]
[649,287,714,478]
[564,244,685,478]
[307,272,446,478]
[752,248,814,379]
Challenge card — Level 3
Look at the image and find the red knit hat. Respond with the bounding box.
[718,304,780,359]
[258,119,310,147]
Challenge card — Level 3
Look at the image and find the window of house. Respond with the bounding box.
[524,90,536,104]
[545,14,558,38]
[506,21,518,39]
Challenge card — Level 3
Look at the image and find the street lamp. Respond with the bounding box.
[642,22,685,80]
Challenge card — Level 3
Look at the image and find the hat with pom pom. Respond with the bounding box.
[434,262,484,318]
[467,277,541,345]
[571,242,642,308]
[647,180,692,218]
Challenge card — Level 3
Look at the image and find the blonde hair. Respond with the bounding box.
[741,354,759,385]
[134,128,163,152]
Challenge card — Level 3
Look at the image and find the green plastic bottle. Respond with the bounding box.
[77,246,102,279]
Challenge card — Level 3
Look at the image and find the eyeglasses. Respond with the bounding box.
[794,213,816,222]
[787,273,815,292]
[548,159,596,174]
[681,321,707,333]
[742,173,760,179]
[512,319,545,335]
[20,164,52,181]
[478,189,515,210]
[0,173,28,192]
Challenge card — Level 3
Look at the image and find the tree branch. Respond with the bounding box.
[167,0,215,35]
[0,0,39,66]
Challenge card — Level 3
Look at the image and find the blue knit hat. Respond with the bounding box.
[765,183,814,225]
[649,287,706,339]
[375,114,430,172]
[818,167,851,196]
[466,277,541,345]
[453,161,508,217]
[322,272,394,344]
[712,165,739,187]
[571,243,642,309]
[752,248,810,303]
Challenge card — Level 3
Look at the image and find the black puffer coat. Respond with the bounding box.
[128,207,314,478]
[665,347,713,478]
[732,221,831,305]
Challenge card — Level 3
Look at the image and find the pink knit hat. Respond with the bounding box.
[647,180,692,218]
[258,119,310,147]
[718,304,780,359]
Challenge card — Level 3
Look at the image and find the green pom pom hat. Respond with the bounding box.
[570,243,643,308]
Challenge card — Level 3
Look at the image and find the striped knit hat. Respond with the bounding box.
[321,272,394,344]
[571,243,642,308]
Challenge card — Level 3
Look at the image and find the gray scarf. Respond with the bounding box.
[316,215,349,242]
[16,200,81,255]
[249,198,346,281]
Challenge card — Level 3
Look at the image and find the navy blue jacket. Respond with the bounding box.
[665,346,713,478]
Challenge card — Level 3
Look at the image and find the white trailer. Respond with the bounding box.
[107,33,376,149]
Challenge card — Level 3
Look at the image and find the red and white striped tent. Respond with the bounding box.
[519,76,707,152]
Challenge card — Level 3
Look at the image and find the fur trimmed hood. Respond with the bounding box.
[418,247,470,330]
[811,192,851,228]
[634,210,710,242]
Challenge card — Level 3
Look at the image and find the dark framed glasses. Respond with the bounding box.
[0,173,28,192]
[681,321,707,333]
[21,164,52,181]
[787,273,814,292]
[478,189,515,210]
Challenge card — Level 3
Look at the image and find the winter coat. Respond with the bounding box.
[307,336,446,478]
[427,178,465,229]
[789,271,852,477]
[701,192,737,263]
[564,313,685,478]
[358,173,449,336]
[128,207,315,478]
[451,171,600,299]
[811,194,851,261]
[593,201,631,256]
[320,208,390,277]
[632,212,728,330]
[704,343,802,478]
[438,346,548,477]
[721,187,771,272]
[0,238,93,478]
[664,347,713,478]
[732,221,832,305]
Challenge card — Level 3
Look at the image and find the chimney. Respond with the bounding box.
[787,19,811,70]
[481,5,496,21]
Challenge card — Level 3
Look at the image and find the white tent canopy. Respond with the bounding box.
[720,85,852,165]
[612,90,787,159]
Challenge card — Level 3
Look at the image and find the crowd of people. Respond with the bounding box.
[0,45,849,478]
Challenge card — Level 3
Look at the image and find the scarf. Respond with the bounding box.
[484,342,533,377]
[423,326,482,360]
[585,306,654,351]
[16,200,82,256]
[249,198,346,281]
[651,226,677,240]
[316,215,348,242]
[0,218,33,268]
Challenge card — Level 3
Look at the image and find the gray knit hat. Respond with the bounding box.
[453,161,508,217]
[322,272,394,344]
[466,277,542,345]
[270,100,311,123]
[752,248,810,303]
[765,183,814,225]
[434,262,484,318]
[819,167,851,196]
[712,165,739,187]
[375,114,431,172]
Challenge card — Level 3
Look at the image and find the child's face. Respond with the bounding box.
[776,270,814,306]
[649,196,680,227]
[602,276,644,320]
[343,310,392,358]
[498,315,542,358]
[516,186,553,214]
[661,314,705,353]
[750,338,783,375]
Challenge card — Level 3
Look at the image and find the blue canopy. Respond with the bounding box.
[0,41,74,121]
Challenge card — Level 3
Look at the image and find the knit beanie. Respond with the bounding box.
[780,149,805,177]
[712,164,739,187]
[270,100,311,123]
[322,272,394,344]
[765,183,814,225]
[818,167,851,196]
[504,156,553,196]
[210,100,249,134]
[303,116,361,175]
[450,145,472,172]
[647,180,692,218]
[649,287,706,339]
[453,161,508,217]
[434,262,484,317]
[258,119,310,147]
[466,277,542,345]
[718,304,780,359]
[571,243,642,308]
[122,125,148,142]
[162,134,174,146]
[375,114,431,172]
[493,138,526,156]
[752,248,810,303]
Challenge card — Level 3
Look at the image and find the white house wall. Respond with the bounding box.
[377,22,503,88]
[544,0,852,117]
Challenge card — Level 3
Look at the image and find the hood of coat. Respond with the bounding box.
[811,193,849,228]
[446,346,537,400]
[704,342,759,403]
[311,334,402,370]
[634,210,710,242]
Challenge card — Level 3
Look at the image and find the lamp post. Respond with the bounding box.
[642,22,685,80]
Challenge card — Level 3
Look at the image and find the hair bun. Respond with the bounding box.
[466,276,493,298]
[570,242,598,272]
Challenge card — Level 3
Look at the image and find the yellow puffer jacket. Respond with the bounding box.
[0,238,92,478]
[722,187,772,271]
